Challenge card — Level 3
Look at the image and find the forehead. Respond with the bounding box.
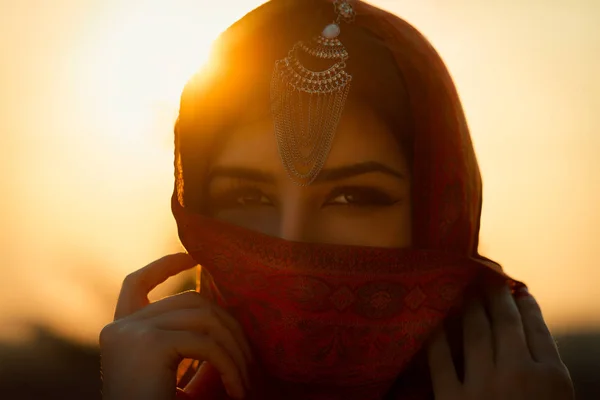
[212,104,408,173]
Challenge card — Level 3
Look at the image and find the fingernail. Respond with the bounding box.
[513,286,529,299]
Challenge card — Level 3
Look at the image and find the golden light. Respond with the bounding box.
[1,1,245,345]
[1,0,598,346]
[73,1,223,141]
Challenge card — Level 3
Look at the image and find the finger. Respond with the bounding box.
[209,306,254,364]
[114,253,197,320]
[487,284,529,364]
[149,308,250,387]
[125,291,253,362]
[184,362,229,398]
[514,288,562,365]
[427,329,460,395]
[462,300,494,384]
[164,330,246,400]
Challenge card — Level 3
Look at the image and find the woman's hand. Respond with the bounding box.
[100,253,253,400]
[427,285,574,400]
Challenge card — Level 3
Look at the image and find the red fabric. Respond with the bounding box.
[172,1,525,399]
[173,197,521,400]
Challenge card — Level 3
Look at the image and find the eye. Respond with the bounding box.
[324,186,400,207]
[209,186,273,210]
[233,188,272,207]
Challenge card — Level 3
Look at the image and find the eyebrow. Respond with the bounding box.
[207,161,405,184]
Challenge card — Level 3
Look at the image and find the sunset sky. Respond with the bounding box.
[1,0,598,345]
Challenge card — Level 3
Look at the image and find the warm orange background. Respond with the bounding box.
[1,0,598,346]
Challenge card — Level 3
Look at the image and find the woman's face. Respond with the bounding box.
[206,105,412,248]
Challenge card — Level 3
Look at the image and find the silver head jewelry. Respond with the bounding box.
[271,0,356,185]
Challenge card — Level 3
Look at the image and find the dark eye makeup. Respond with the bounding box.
[210,185,273,209]
[323,186,401,207]
[208,182,401,211]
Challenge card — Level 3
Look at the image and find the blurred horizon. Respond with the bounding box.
[1,0,599,347]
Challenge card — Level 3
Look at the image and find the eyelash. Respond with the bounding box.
[209,184,400,209]
[208,185,271,209]
[324,186,400,207]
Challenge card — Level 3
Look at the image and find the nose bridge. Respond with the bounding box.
[278,189,312,242]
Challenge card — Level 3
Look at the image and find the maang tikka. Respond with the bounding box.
[271,0,355,185]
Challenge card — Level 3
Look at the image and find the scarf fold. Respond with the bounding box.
[171,1,525,398]
[172,194,523,400]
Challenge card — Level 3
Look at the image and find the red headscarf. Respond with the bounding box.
[172,0,524,399]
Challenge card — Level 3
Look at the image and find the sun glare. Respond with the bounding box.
[75,1,225,143]
[34,2,243,343]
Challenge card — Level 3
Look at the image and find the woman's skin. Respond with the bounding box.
[206,105,412,248]
[100,106,574,400]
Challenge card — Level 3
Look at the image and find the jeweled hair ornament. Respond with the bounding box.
[271,0,356,185]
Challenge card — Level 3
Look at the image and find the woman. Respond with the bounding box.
[99,0,574,399]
